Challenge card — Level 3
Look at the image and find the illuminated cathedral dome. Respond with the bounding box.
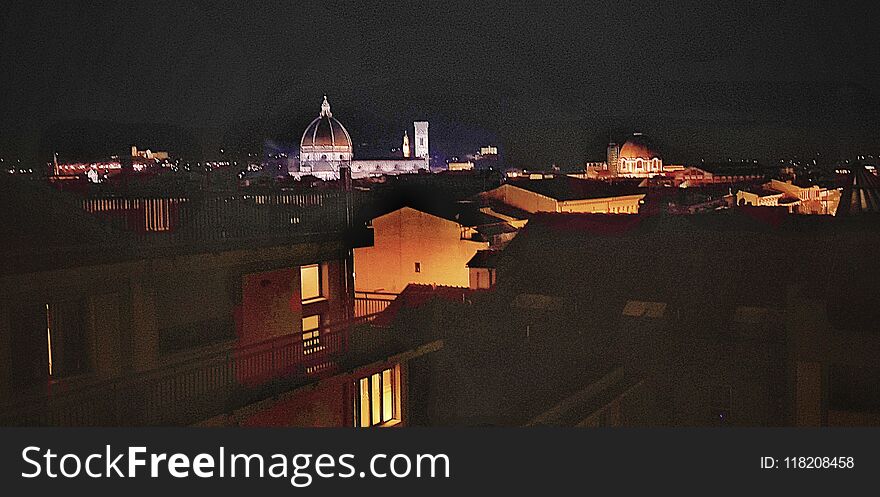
[301,96,353,150]
[616,133,663,178]
[619,133,661,160]
[298,96,353,180]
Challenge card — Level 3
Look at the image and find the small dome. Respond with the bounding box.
[300,96,352,150]
[619,133,660,160]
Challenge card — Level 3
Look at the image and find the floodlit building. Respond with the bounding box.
[353,205,514,294]
[297,96,354,180]
[480,177,645,214]
[616,133,662,178]
[413,121,429,159]
[736,187,784,207]
[606,142,620,176]
[291,96,429,180]
[448,161,475,171]
[667,164,767,187]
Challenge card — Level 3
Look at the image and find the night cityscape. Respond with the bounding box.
[2,1,880,491]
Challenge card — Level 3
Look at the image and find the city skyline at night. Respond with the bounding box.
[3,4,880,493]
[2,2,880,168]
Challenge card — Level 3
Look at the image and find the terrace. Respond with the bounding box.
[0,302,437,426]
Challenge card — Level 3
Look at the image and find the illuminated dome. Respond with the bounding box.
[297,96,353,180]
[300,96,353,150]
[619,133,660,160]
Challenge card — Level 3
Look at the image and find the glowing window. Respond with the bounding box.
[302,314,323,355]
[354,365,400,427]
[300,264,322,302]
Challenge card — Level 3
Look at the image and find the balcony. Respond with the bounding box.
[354,291,397,321]
[3,186,368,276]
[0,296,433,426]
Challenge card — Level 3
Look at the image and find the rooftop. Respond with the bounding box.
[466,249,503,268]
[837,165,880,216]
[505,176,644,201]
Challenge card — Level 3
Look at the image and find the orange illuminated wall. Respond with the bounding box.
[483,184,558,213]
[354,207,488,293]
[482,183,643,214]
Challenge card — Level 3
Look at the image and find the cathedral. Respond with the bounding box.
[609,133,663,178]
[296,96,353,180]
[290,96,430,180]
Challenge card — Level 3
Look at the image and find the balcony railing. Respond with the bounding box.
[354,291,398,321]
[80,190,355,247]
[0,302,394,427]
[4,189,367,276]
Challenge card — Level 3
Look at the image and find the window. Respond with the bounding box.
[302,314,324,355]
[354,365,401,427]
[9,301,90,386]
[414,262,421,273]
[300,264,323,302]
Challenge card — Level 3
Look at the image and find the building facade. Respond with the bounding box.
[353,207,493,294]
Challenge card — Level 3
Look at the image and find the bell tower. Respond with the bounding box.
[413,121,429,160]
[403,131,411,158]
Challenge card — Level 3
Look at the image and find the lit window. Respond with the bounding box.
[302,314,324,355]
[354,365,401,427]
[301,264,322,302]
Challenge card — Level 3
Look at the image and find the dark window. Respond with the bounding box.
[8,300,90,386]
[8,303,49,387]
[414,262,421,273]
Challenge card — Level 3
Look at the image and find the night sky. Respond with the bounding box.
[2,0,879,167]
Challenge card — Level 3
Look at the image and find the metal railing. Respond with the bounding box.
[80,190,354,247]
[354,291,398,320]
[0,304,390,427]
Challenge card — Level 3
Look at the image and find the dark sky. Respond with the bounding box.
[2,0,879,167]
